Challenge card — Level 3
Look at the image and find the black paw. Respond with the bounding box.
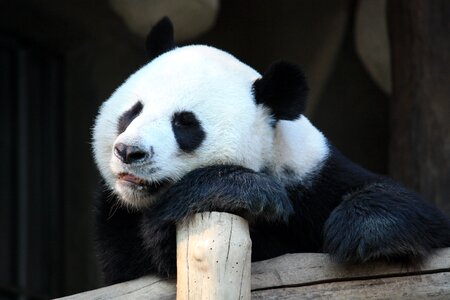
[323,182,450,264]
[149,165,294,223]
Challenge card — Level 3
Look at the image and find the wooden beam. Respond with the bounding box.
[59,248,450,299]
[252,273,450,299]
[56,275,176,299]
[251,247,450,290]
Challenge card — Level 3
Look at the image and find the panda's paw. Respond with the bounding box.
[323,182,450,264]
[324,218,428,264]
[150,165,294,224]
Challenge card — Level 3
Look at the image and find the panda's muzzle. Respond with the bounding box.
[114,143,152,164]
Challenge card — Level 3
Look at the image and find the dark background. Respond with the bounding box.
[0,0,448,298]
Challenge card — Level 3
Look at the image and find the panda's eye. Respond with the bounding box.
[172,111,199,127]
[171,111,206,153]
[117,101,143,134]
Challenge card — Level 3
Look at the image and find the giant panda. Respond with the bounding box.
[92,17,450,284]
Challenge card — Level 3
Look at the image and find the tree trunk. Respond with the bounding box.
[388,0,450,214]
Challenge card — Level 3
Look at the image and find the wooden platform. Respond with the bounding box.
[60,248,450,299]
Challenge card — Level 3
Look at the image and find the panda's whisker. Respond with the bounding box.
[107,201,121,220]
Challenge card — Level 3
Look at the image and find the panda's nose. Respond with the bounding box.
[114,143,149,164]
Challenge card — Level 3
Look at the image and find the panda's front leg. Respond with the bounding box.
[148,164,294,223]
[140,164,294,276]
[323,182,450,264]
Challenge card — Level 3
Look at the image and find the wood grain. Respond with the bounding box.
[57,276,176,300]
[59,248,450,299]
[252,272,450,299]
[251,248,450,290]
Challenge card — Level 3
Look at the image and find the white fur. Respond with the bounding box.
[271,117,329,185]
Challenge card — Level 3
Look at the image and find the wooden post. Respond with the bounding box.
[176,212,252,300]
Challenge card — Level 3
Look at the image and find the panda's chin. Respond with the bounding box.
[115,173,172,208]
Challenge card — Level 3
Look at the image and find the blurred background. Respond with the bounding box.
[0,0,448,298]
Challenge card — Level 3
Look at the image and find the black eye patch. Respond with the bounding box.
[117,101,143,134]
[172,111,206,153]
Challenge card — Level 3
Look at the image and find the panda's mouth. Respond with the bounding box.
[117,172,171,195]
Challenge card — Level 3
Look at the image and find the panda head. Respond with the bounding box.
[92,17,315,208]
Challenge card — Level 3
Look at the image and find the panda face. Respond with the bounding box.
[92,45,274,208]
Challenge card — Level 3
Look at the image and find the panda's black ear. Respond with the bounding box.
[146,17,176,60]
[252,61,308,121]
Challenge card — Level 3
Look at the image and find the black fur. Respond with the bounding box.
[253,61,308,121]
[117,101,143,134]
[324,181,450,264]
[146,16,176,60]
[95,193,157,284]
[147,165,293,223]
[251,146,450,263]
[171,111,206,153]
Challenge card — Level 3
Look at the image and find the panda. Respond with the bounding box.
[92,17,450,285]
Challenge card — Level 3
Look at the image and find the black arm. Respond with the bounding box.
[139,164,293,276]
[146,164,293,224]
[323,182,450,264]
